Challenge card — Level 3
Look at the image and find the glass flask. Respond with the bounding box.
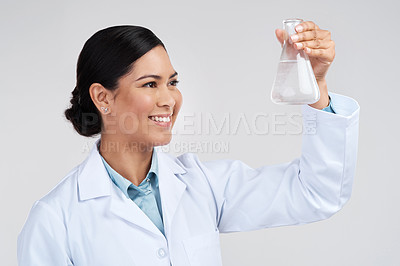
[271,18,320,105]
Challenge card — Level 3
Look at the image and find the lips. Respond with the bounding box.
[148,112,173,122]
[148,113,173,127]
[149,116,171,122]
[148,113,173,118]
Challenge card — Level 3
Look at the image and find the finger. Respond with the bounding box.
[291,30,330,43]
[294,39,333,50]
[295,21,319,33]
[275,29,287,46]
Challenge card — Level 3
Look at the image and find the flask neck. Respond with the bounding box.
[283,19,303,43]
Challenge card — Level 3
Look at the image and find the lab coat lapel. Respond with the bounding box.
[109,186,164,237]
[78,139,160,237]
[156,148,188,237]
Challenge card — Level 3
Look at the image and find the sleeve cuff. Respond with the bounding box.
[301,92,360,127]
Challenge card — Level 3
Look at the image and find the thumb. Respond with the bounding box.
[275,29,287,47]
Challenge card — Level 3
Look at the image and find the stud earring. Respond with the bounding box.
[100,106,109,113]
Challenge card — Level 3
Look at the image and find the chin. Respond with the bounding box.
[151,135,172,147]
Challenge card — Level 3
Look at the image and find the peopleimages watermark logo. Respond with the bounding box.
[80,111,317,153]
[80,111,317,136]
[171,111,317,136]
[159,141,230,153]
[81,139,231,154]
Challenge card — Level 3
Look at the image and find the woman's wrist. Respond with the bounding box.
[308,79,329,110]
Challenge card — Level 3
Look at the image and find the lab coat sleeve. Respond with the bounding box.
[17,200,73,266]
[197,92,360,233]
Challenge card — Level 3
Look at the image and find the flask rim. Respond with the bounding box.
[283,18,303,23]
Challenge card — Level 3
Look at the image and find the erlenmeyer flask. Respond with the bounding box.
[271,18,320,105]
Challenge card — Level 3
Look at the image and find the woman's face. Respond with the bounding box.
[103,45,182,148]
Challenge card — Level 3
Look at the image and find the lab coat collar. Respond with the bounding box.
[77,139,112,201]
[77,138,188,237]
[78,138,187,200]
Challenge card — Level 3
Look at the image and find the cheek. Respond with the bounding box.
[115,93,155,130]
[128,93,155,115]
[174,90,183,113]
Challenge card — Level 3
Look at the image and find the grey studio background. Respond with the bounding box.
[1,0,399,265]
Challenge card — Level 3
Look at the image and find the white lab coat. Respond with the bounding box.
[17,92,359,266]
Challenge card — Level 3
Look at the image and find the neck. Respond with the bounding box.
[99,135,154,186]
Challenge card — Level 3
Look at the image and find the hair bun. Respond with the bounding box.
[64,86,101,137]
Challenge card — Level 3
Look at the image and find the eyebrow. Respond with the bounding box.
[135,71,178,82]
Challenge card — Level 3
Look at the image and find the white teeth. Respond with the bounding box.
[150,116,171,122]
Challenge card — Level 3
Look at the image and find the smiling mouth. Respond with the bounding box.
[148,116,171,123]
[148,115,172,128]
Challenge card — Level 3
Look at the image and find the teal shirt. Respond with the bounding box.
[97,96,335,237]
[321,95,335,113]
[98,144,165,236]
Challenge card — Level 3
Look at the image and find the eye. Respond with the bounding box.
[143,81,157,88]
[169,80,180,86]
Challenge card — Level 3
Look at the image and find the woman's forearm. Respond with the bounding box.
[308,78,329,110]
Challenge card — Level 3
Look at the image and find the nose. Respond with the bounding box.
[157,86,175,109]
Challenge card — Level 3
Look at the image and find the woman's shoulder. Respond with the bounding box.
[156,148,236,175]
[33,164,82,214]
[157,148,202,170]
[18,166,82,241]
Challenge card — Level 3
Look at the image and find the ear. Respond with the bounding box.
[89,83,113,113]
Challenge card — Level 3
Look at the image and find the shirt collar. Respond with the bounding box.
[97,140,159,199]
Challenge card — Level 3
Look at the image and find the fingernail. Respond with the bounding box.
[296,25,303,32]
[291,35,299,42]
[295,43,303,49]
[305,47,311,53]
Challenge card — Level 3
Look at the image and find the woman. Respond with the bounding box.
[17,22,359,266]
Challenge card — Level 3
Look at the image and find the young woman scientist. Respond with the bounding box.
[17,21,360,266]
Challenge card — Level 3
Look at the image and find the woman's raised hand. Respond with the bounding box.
[275,21,335,109]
